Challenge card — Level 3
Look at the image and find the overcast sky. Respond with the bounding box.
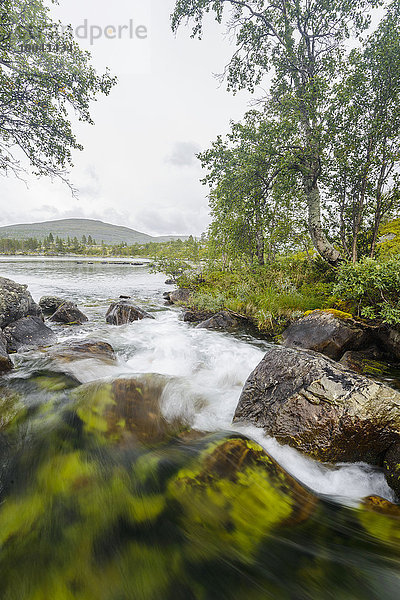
[1,0,252,236]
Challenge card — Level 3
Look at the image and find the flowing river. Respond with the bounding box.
[0,257,399,599]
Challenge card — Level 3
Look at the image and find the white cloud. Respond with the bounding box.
[1,0,252,236]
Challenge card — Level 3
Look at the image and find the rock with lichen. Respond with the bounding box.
[234,345,400,470]
[281,309,372,360]
[0,276,42,329]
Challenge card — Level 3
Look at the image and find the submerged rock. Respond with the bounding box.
[340,348,390,378]
[0,276,42,329]
[234,345,400,467]
[0,331,13,374]
[47,340,116,363]
[281,309,371,360]
[75,375,188,446]
[49,301,88,325]
[3,316,56,353]
[196,310,238,331]
[38,296,65,316]
[106,300,154,325]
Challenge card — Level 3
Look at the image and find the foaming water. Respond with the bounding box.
[0,257,396,504]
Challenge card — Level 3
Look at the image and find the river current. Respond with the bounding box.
[0,257,399,599]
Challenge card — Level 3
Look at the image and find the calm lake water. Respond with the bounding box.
[0,257,399,599]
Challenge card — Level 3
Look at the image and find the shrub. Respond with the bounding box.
[334,258,400,325]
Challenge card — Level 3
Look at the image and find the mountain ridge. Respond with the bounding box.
[0,218,189,244]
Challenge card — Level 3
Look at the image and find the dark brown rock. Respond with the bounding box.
[181,310,215,323]
[3,316,56,353]
[75,375,187,446]
[383,444,400,497]
[47,340,116,363]
[234,345,400,465]
[49,302,88,325]
[339,348,389,378]
[281,310,371,361]
[196,311,238,330]
[38,296,65,315]
[0,277,42,329]
[0,331,13,374]
[377,325,400,361]
[105,300,155,325]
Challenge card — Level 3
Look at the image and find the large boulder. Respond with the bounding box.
[169,288,192,305]
[196,311,238,331]
[0,331,13,373]
[234,345,400,466]
[281,309,371,360]
[106,300,155,325]
[0,277,41,329]
[39,296,65,316]
[49,302,88,325]
[3,316,56,353]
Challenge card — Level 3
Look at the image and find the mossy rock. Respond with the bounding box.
[1,371,400,599]
[304,308,354,321]
[73,375,190,447]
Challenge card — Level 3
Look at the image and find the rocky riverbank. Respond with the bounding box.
[2,275,400,501]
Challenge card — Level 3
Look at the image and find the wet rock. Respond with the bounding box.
[196,311,238,330]
[47,340,116,363]
[363,495,400,516]
[49,301,88,325]
[340,348,390,378]
[38,296,65,316]
[377,325,400,361]
[0,276,42,329]
[169,288,192,305]
[181,309,215,323]
[383,444,400,497]
[0,331,13,373]
[281,309,371,361]
[75,375,187,446]
[3,316,56,353]
[234,345,400,465]
[106,300,154,325]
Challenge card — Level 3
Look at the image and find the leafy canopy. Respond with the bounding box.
[0,0,116,185]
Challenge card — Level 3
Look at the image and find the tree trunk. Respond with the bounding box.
[255,224,265,266]
[303,176,341,266]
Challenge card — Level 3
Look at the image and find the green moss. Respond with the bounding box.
[304,308,354,320]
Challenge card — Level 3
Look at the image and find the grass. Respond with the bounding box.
[184,257,335,335]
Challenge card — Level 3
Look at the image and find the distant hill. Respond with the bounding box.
[0,219,189,245]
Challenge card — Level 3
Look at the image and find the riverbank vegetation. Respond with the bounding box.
[164,0,400,332]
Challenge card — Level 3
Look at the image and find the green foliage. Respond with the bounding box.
[377,219,400,258]
[199,110,307,265]
[172,0,384,264]
[186,258,332,333]
[334,258,400,324]
[0,0,116,183]
[326,5,400,261]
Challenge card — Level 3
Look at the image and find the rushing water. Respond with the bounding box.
[0,257,400,599]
